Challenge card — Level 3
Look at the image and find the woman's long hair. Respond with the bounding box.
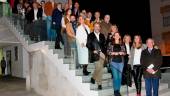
[132,35,142,49]
[112,32,122,45]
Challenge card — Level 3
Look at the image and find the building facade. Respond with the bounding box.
[150,0,170,56]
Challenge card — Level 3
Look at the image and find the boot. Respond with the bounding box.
[114,90,121,96]
[83,65,91,76]
[55,43,62,49]
[90,77,95,84]
[98,85,102,90]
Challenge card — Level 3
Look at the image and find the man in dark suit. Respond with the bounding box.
[72,2,80,19]
[52,3,64,49]
[141,38,162,96]
[86,22,106,90]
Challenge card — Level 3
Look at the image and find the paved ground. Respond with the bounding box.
[0,75,40,96]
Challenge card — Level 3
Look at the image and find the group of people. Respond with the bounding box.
[11,0,162,96]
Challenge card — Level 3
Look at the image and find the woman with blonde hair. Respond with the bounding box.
[128,35,146,96]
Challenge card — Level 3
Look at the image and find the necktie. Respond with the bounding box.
[148,48,152,53]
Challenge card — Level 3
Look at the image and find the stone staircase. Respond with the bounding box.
[1,16,170,96]
[46,42,170,96]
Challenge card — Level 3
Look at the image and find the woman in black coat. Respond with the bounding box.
[121,34,132,87]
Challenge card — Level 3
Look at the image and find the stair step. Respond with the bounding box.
[82,73,112,83]
[76,68,108,76]
[48,44,55,49]
[27,40,35,45]
[52,49,64,58]
[87,63,96,69]
[96,86,113,96]
[90,79,113,90]
[90,82,169,96]
[63,58,74,64]
[159,88,170,96]
[44,41,55,45]
[128,83,168,96]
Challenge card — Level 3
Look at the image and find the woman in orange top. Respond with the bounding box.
[85,12,94,32]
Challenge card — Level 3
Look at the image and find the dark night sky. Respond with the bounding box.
[73,0,152,42]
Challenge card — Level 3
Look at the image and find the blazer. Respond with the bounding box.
[66,22,76,42]
[140,48,162,78]
[100,21,112,38]
[52,8,63,28]
[86,32,106,63]
[26,8,43,23]
[72,8,80,18]
[128,44,146,69]
[123,43,132,64]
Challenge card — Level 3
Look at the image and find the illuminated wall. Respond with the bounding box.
[150,0,170,56]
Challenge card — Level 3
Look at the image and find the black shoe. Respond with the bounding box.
[114,90,121,96]
[55,46,62,49]
[83,69,91,76]
[98,85,102,90]
[90,78,95,84]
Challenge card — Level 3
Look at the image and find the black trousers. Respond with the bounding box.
[55,27,64,48]
[1,67,5,75]
[132,65,143,94]
[122,55,132,87]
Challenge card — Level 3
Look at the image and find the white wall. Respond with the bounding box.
[2,44,25,78]
[22,47,29,78]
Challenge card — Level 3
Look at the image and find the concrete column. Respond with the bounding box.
[26,52,33,91]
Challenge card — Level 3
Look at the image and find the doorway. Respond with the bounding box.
[6,50,12,76]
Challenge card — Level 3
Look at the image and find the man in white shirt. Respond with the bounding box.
[86,23,106,90]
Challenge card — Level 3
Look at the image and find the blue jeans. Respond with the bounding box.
[144,78,159,96]
[110,61,124,91]
[46,16,56,41]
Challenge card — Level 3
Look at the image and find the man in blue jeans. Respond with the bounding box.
[141,38,162,96]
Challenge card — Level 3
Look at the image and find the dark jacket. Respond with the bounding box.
[1,59,6,68]
[123,43,132,64]
[72,8,80,19]
[86,32,106,63]
[52,8,63,28]
[140,48,162,78]
[25,7,42,23]
[122,43,132,86]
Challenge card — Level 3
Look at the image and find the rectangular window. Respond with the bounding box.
[163,16,170,27]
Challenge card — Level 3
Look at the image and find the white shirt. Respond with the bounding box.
[125,43,130,55]
[42,7,46,19]
[133,48,142,65]
[34,9,38,21]
[94,31,100,41]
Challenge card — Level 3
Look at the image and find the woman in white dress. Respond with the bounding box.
[76,16,90,75]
